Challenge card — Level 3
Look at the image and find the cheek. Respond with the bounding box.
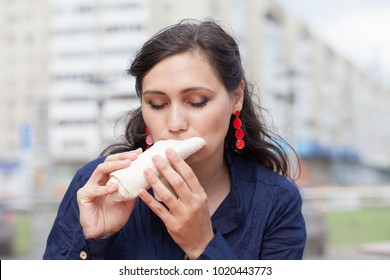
[142,108,150,128]
[197,106,232,143]
[186,110,231,165]
[142,107,162,136]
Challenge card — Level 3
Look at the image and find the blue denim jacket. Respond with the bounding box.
[43,151,306,259]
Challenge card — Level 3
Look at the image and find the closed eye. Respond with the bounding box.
[148,101,167,110]
[190,97,209,108]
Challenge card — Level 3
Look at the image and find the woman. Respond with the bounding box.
[44,19,306,260]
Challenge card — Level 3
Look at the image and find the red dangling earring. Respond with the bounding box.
[233,110,245,150]
[145,127,153,149]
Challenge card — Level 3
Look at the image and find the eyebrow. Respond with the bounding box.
[142,87,216,96]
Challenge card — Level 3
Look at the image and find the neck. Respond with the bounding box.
[189,149,230,216]
[190,150,226,187]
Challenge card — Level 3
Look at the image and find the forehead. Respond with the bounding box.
[141,51,224,93]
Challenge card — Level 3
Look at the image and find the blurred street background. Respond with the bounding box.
[0,0,389,260]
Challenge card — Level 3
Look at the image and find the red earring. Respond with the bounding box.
[145,127,153,149]
[233,110,245,150]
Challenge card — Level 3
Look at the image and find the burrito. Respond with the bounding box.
[108,137,206,201]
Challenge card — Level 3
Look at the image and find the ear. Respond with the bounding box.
[232,80,245,113]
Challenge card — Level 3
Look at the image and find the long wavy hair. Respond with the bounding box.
[102,19,298,179]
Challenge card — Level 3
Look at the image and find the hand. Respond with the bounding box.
[77,149,142,239]
[139,148,214,259]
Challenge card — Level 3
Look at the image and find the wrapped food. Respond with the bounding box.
[108,137,206,201]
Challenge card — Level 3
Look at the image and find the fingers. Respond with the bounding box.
[80,149,142,202]
[143,168,181,212]
[90,148,142,184]
[139,188,171,219]
[105,148,142,162]
[143,149,203,210]
[151,154,191,200]
[77,180,119,203]
[91,158,132,184]
[165,148,202,194]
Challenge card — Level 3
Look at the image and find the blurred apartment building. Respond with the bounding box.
[46,0,149,191]
[1,0,390,201]
[0,0,49,200]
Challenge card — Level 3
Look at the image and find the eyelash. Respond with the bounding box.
[190,98,209,108]
[148,98,209,110]
[149,102,166,110]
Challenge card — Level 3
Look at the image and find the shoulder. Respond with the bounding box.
[78,156,106,175]
[228,152,304,230]
[227,152,300,201]
[72,157,107,188]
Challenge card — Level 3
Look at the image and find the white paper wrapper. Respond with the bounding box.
[108,137,206,201]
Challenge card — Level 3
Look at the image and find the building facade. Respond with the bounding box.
[0,0,49,199]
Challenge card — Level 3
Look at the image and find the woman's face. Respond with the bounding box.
[141,51,243,165]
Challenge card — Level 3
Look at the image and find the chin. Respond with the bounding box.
[185,147,207,166]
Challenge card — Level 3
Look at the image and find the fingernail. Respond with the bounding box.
[152,155,163,164]
[144,168,153,177]
[139,189,147,199]
[166,148,175,157]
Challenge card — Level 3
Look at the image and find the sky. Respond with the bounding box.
[275,0,390,87]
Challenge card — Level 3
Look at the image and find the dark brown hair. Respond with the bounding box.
[102,19,298,179]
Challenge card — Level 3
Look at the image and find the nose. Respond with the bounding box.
[167,104,188,133]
